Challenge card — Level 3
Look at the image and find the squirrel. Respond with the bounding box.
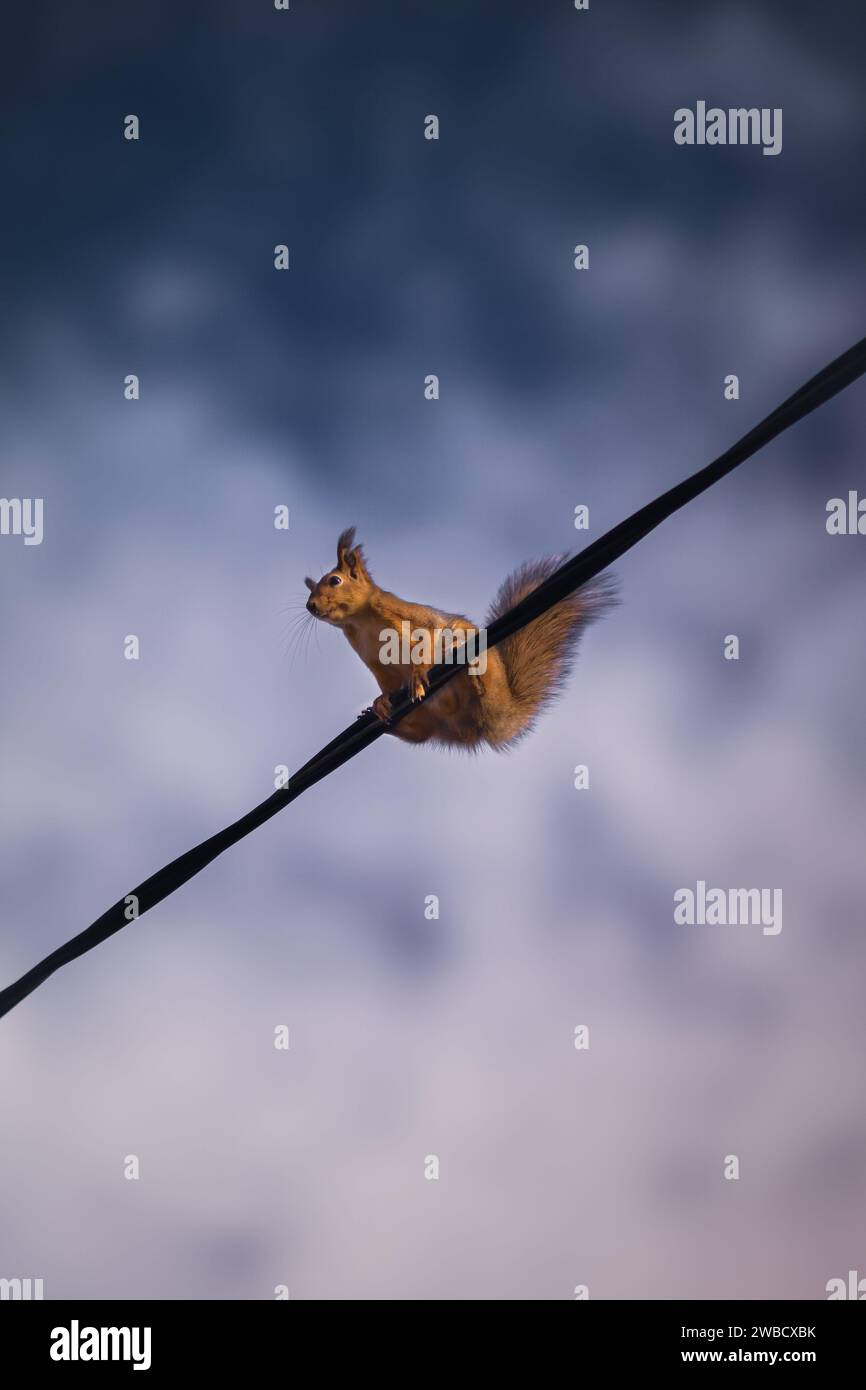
[304,528,616,750]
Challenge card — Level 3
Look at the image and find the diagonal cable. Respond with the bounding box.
[2,335,864,1021]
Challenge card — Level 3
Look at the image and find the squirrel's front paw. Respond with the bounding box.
[408,672,429,703]
[372,693,393,723]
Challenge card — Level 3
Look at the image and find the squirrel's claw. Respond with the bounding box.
[372,694,393,724]
[408,672,429,703]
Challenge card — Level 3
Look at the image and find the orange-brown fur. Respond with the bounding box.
[304,528,616,750]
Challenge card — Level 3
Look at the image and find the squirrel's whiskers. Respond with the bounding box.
[281,609,319,669]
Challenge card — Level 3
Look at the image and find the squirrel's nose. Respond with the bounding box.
[306,597,317,615]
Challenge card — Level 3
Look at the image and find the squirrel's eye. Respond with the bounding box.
[328,574,343,587]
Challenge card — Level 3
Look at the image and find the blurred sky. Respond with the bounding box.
[1,0,865,1299]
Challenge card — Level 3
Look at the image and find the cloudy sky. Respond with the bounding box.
[1,1,864,1298]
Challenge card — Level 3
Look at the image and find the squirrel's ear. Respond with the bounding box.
[336,527,357,569]
[345,545,370,581]
[337,526,371,581]
[304,576,315,592]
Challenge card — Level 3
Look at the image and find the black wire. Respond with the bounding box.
[2,335,865,1021]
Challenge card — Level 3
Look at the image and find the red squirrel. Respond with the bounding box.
[304,528,616,750]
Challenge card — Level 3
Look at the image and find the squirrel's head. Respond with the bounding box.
[304,527,374,625]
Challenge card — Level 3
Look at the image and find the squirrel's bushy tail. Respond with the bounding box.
[483,557,617,747]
